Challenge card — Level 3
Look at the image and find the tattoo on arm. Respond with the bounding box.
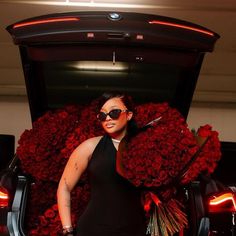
[65,201,70,208]
[65,201,71,208]
[63,177,71,208]
[64,177,70,191]
[74,162,78,171]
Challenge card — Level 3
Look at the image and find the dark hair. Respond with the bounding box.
[96,91,138,135]
[96,91,134,112]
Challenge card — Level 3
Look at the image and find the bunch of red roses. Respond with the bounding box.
[27,183,90,236]
[116,103,221,236]
[17,105,82,182]
[60,101,104,159]
[181,124,221,184]
[117,103,200,190]
[117,103,221,191]
[16,104,94,235]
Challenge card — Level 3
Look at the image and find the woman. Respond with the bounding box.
[57,91,146,236]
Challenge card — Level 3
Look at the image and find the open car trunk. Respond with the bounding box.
[6,11,219,121]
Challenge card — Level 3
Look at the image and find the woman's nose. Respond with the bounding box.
[105,114,112,121]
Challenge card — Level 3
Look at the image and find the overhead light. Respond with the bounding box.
[3,0,169,9]
[71,61,128,71]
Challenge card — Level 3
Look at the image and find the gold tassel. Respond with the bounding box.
[146,198,188,236]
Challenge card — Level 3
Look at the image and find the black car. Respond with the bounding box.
[0,11,235,236]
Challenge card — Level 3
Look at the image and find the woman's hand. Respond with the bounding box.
[61,226,76,235]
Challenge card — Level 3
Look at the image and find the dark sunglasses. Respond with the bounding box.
[97,109,128,122]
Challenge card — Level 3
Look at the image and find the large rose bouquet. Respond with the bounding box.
[116,103,221,236]
[16,100,105,235]
[17,105,82,182]
[16,101,221,235]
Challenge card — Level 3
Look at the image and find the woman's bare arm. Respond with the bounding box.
[57,136,101,228]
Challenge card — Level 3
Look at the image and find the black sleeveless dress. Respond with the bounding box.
[76,135,146,236]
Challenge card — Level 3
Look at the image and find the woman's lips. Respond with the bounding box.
[105,122,115,128]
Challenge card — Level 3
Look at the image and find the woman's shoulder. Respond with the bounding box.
[70,136,103,161]
[79,135,103,151]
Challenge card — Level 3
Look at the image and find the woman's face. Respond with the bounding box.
[99,97,133,139]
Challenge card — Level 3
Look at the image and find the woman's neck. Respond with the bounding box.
[110,131,126,142]
[111,138,121,144]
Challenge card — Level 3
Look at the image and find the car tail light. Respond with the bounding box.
[208,192,236,213]
[148,20,215,36]
[13,17,80,29]
[0,186,9,207]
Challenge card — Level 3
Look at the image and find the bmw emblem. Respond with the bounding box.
[108,13,122,21]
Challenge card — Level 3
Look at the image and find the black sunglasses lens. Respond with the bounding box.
[97,109,122,121]
[109,109,122,119]
[97,112,107,121]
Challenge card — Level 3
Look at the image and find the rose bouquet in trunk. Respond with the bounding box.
[116,103,221,236]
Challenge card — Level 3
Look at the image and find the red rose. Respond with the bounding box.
[39,216,48,227]
[44,209,55,219]
[197,124,212,137]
